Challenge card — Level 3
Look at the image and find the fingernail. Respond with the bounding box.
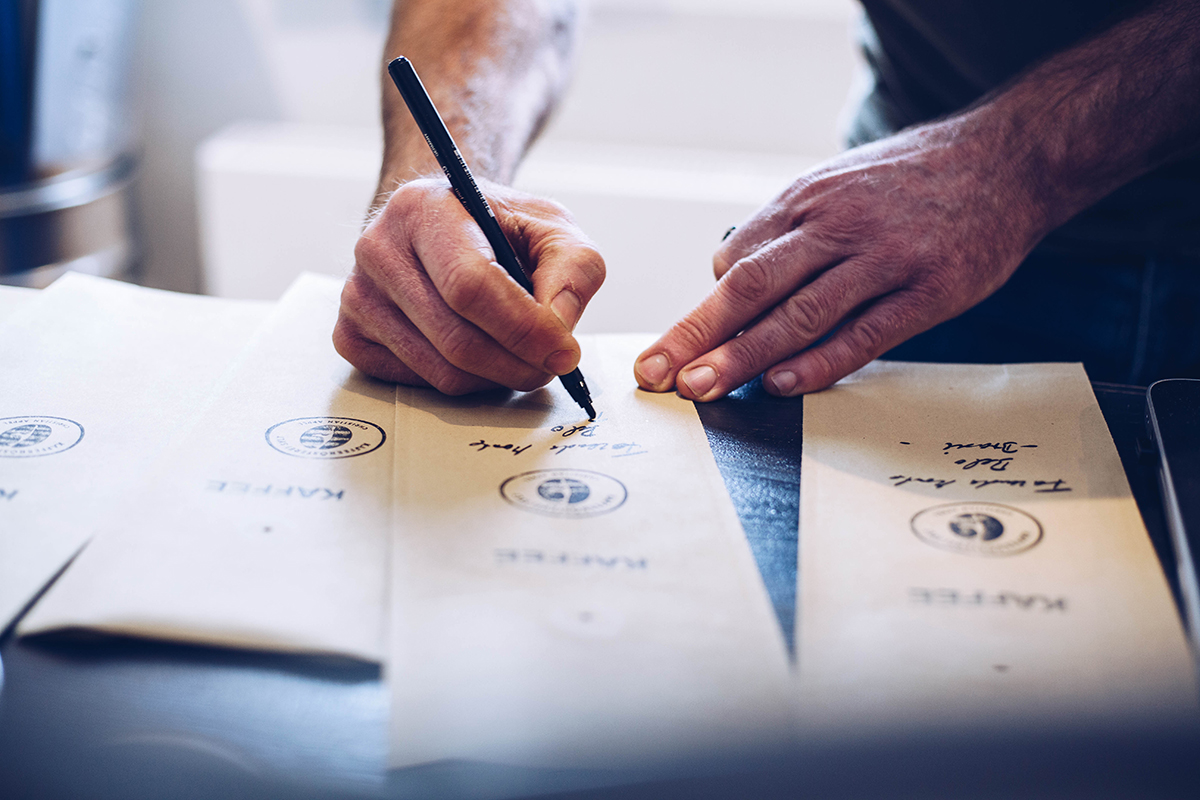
[769,370,798,396]
[680,365,717,398]
[545,349,578,375]
[636,353,670,387]
[551,290,581,330]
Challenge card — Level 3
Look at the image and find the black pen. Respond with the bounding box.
[387,56,596,421]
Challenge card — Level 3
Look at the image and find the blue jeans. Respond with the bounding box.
[883,246,1200,386]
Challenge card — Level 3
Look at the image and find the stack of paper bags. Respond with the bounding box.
[3,271,1195,771]
[0,274,270,631]
[6,272,793,768]
[796,361,1198,731]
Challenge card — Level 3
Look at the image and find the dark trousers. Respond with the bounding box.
[884,246,1200,386]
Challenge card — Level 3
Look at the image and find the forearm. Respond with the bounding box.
[375,0,579,207]
[953,0,1200,241]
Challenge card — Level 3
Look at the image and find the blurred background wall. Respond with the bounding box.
[133,0,388,293]
[135,0,861,332]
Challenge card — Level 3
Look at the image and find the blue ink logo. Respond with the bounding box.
[501,469,627,519]
[948,513,1005,541]
[298,424,354,450]
[912,502,1042,557]
[538,477,591,505]
[266,417,385,459]
[0,416,84,458]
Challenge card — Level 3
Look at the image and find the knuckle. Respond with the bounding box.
[804,347,840,388]
[438,323,486,370]
[853,251,904,288]
[371,185,422,233]
[381,187,414,219]
[502,312,547,355]
[720,255,775,309]
[332,318,422,385]
[912,258,965,301]
[807,205,873,250]
[438,258,488,314]
[367,180,448,245]
[535,235,606,298]
[847,314,891,356]
[353,232,388,270]
[712,251,733,281]
[331,316,363,364]
[669,312,718,352]
[723,332,775,374]
[778,291,831,343]
[574,245,607,293]
[390,179,440,210]
[429,366,476,396]
[338,272,366,309]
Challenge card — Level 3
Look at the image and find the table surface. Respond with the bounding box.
[1,381,1196,800]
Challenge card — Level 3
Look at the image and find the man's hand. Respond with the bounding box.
[634,0,1200,401]
[336,0,587,393]
[633,120,1044,401]
[335,177,604,394]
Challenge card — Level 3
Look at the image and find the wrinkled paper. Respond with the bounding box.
[388,335,793,768]
[797,361,1197,731]
[21,274,393,661]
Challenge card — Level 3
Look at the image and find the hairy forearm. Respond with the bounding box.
[375,0,579,207]
[950,0,1200,241]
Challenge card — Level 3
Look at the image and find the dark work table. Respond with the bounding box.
[1,381,1197,799]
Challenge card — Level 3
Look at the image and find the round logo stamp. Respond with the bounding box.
[911,502,1043,557]
[265,417,386,459]
[500,469,627,519]
[0,416,84,458]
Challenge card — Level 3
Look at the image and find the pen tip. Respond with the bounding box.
[584,402,596,421]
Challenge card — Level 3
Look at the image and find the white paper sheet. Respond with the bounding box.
[0,274,269,631]
[21,274,394,661]
[388,335,793,769]
[797,361,1197,732]
[0,284,37,322]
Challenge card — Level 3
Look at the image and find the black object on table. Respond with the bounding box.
[0,381,1196,799]
[1147,378,1200,655]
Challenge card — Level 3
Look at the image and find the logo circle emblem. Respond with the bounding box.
[0,416,84,458]
[911,502,1043,557]
[500,469,627,518]
[266,417,385,459]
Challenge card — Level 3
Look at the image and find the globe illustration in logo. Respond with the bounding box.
[500,469,627,518]
[266,417,385,459]
[912,503,1042,557]
[299,424,353,450]
[948,513,1004,541]
[0,423,52,449]
[537,477,591,505]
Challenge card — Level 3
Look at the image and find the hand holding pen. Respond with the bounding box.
[334,59,605,416]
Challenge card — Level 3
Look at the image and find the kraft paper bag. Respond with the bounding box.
[388,334,794,768]
[797,361,1197,732]
[21,274,393,662]
[0,273,268,631]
